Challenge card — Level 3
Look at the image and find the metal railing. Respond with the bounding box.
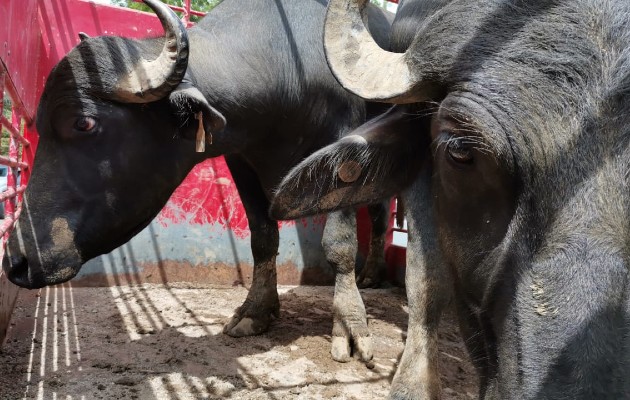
[129,0,400,25]
[131,0,207,26]
[0,64,30,346]
[0,68,29,246]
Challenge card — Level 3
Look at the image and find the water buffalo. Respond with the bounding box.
[272,0,630,398]
[2,0,393,363]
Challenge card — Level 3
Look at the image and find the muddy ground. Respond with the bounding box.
[0,284,477,399]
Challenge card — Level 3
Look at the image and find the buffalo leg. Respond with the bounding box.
[323,208,372,362]
[223,155,280,337]
[389,167,449,400]
[356,201,389,288]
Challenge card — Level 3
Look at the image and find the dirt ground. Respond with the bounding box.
[0,284,477,400]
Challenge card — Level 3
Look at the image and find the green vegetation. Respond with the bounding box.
[113,0,391,21]
[111,0,221,22]
[2,98,9,119]
[0,96,25,159]
[370,0,393,8]
[1,96,11,156]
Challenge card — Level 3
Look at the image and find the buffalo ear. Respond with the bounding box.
[169,81,226,140]
[270,106,430,220]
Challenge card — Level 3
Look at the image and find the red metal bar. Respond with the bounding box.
[0,185,25,202]
[0,155,28,170]
[0,62,34,125]
[182,0,191,25]
[129,0,206,22]
[0,67,31,232]
[148,2,205,17]
[0,208,21,238]
[384,198,407,285]
[4,108,21,235]
[0,66,30,241]
[0,0,36,349]
[0,117,29,148]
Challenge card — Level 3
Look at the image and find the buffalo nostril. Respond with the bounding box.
[2,253,26,273]
[2,254,35,288]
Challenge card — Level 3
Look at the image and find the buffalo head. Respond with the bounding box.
[272,0,630,398]
[2,0,226,288]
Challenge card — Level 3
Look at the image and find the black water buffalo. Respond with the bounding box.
[272,0,630,398]
[2,0,394,363]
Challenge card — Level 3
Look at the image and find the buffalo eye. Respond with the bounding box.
[446,137,474,165]
[74,116,97,133]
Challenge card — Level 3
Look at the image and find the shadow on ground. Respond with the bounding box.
[0,283,476,400]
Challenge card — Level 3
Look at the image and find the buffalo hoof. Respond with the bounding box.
[331,272,373,364]
[388,387,441,400]
[331,334,373,363]
[356,260,387,289]
[223,293,280,337]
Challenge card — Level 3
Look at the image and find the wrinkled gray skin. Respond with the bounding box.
[1,0,393,363]
[272,0,630,398]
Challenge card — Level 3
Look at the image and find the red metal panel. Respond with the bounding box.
[0,0,39,347]
[385,199,407,286]
[36,0,166,111]
[0,0,41,120]
[157,158,247,234]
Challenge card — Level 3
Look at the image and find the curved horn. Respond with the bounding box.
[114,0,189,103]
[324,0,418,103]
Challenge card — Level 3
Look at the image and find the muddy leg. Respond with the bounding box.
[323,208,372,363]
[389,167,449,400]
[223,155,280,337]
[356,201,389,288]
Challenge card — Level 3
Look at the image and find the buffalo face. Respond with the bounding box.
[272,0,630,397]
[3,0,225,289]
